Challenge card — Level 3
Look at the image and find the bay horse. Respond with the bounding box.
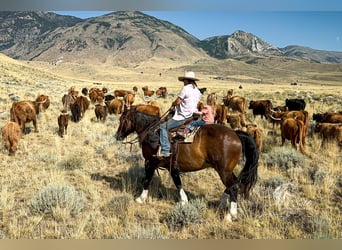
[115,107,259,221]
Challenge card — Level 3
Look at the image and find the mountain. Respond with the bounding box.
[0,11,341,65]
[280,45,342,64]
[0,11,82,53]
[0,11,208,65]
[200,30,282,59]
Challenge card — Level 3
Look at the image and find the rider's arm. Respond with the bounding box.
[172,97,183,106]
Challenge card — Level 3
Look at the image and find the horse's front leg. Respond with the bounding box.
[136,159,156,204]
[170,166,188,205]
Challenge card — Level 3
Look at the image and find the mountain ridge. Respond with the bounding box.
[0,11,341,65]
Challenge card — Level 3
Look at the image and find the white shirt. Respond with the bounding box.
[173,84,201,121]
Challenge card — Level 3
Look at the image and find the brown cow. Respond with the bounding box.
[106,98,124,115]
[313,112,342,124]
[269,110,310,143]
[280,117,306,154]
[132,86,138,94]
[36,94,50,111]
[95,104,108,121]
[10,98,48,133]
[248,100,273,119]
[70,96,90,122]
[89,87,105,104]
[124,93,135,109]
[245,124,263,153]
[114,89,129,98]
[58,113,69,137]
[62,93,77,112]
[2,121,21,156]
[223,95,247,114]
[142,86,155,97]
[136,104,161,117]
[68,86,79,98]
[314,123,342,147]
[215,104,228,125]
[156,87,168,98]
[226,113,246,130]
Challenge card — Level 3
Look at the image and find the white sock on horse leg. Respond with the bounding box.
[230,201,237,218]
[135,189,148,204]
[179,188,188,205]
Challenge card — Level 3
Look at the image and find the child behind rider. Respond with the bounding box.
[183,93,216,136]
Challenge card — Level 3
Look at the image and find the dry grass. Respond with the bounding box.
[0,53,341,239]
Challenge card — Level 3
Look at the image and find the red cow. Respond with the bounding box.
[248,100,273,119]
[280,117,306,154]
[245,124,263,153]
[223,95,247,114]
[10,97,49,133]
[142,86,154,97]
[106,99,124,115]
[2,121,21,156]
[314,123,342,147]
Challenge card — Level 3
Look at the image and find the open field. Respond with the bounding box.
[0,53,341,239]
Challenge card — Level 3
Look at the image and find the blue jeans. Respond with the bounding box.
[187,119,205,131]
[160,118,187,154]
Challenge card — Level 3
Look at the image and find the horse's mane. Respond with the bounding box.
[132,110,160,146]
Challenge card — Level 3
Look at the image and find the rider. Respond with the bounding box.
[157,71,202,158]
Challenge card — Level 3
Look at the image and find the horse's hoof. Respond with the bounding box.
[224,214,233,223]
[135,197,145,204]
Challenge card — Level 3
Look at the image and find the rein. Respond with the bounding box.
[120,106,174,147]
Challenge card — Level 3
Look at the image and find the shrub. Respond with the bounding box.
[111,224,168,239]
[101,195,131,218]
[58,156,83,170]
[29,183,85,217]
[166,199,207,230]
[263,147,306,170]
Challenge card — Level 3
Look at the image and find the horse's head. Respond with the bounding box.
[115,108,136,141]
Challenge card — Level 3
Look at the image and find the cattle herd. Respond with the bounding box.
[1,85,342,156]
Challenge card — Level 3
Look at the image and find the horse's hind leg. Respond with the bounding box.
[170,167,188,205]
[220,172,239,222]
[136,160,156,204]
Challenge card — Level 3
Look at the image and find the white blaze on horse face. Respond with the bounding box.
[179,188,188,205]
[135,189,148,204]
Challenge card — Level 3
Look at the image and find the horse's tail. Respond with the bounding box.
[235,130,259,198]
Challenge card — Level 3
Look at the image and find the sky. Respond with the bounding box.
[52,11,342,52]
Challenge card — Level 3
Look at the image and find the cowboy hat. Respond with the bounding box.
[178,71,199,81]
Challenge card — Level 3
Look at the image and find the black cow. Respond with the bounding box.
[285,98,306,111]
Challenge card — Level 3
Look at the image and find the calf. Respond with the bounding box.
[280,117,306,154]
[58,113,69,137]
[245,124,263,153]
[95,104,108,121]
[214,104,228,125]
[226,113,246,130]
[2,121,21,156]
[314,123,342,147]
